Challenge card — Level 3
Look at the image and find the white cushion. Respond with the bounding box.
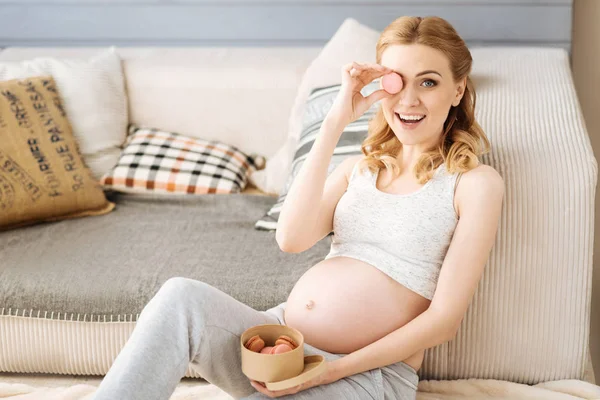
[0,48,128,180]
[122,48,318,162]
[0,47,320,179]
[249,18,381,194]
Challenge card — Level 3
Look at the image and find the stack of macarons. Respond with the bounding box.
[244,334,298,355]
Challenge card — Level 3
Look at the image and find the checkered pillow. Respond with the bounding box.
[100,125,265,195]
[254,81,380,230]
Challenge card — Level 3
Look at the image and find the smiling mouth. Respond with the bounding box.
[395,113,426,124]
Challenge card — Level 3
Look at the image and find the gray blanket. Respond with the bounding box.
[0,192,332,321]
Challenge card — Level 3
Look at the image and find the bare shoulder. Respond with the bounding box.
[460,163,504,191]
[455,164,504,217]
[340,154,364,182]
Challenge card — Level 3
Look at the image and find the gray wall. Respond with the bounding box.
[0,0,572,49]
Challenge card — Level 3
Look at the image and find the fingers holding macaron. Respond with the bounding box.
[349,62,403,95]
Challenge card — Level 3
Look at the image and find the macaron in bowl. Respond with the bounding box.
[240,324,326,391]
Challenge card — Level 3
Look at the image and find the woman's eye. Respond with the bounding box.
[421,79,437,88]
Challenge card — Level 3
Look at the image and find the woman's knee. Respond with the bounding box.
[162,276,202,290]
[155,277,210,303]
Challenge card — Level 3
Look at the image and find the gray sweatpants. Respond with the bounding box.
[92,277,418,400]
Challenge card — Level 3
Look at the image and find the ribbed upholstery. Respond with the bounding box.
[418,47,597,383]
[0,314,595,383]
[0,315,200,378]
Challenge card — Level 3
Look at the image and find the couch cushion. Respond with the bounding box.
[0,75,115,231]
[255,82,369,231]
[0,47,322,161]
[100,125,266,195]
[250,18,381,195]
[0,48,128,180]
[0,192,331,317]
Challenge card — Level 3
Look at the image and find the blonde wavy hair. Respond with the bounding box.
[358,16,491,183]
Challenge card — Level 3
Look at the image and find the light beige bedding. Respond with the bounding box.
[1,375,599,400]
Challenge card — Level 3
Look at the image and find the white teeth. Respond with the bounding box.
[398,114,425,121]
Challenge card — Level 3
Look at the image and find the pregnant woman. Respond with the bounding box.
[93,15,504,400]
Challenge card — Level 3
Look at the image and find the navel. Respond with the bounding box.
[305,299,315,310]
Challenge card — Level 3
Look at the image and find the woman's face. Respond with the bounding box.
[380,43,466,149]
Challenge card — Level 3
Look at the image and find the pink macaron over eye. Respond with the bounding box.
[381,72,403,94]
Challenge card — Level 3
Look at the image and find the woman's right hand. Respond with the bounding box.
[326,62,398,128]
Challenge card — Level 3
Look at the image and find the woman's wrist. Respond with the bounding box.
[323,111,349,133]
[326,358,348,383]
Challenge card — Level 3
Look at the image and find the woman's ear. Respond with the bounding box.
[453,77,467,107]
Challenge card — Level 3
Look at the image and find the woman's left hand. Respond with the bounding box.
[249,361,340,398]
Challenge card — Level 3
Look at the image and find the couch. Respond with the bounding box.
[0,19,599,399]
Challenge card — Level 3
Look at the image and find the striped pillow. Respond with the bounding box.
[101,125,265,195]
[255,80,380,230]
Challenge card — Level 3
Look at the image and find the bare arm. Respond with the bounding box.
[275,116,346,251]
[276,61,393,252]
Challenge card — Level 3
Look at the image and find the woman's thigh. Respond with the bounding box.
[159,278,285,399]
[240,361,418,400]
[380,361,419,400]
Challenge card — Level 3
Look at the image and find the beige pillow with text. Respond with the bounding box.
[0,76,114,230]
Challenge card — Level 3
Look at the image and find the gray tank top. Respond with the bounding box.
[324,159,461,300]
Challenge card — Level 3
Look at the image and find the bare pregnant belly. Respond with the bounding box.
[284,256,431,372]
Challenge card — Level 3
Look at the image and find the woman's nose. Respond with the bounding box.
[398,86,420,107]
